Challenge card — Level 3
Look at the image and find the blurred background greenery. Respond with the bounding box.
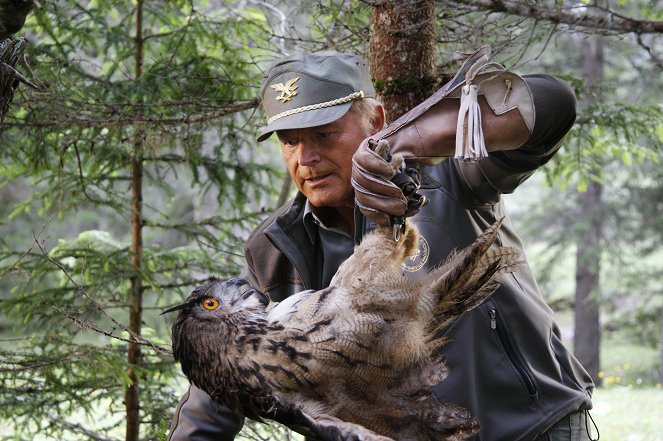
[1,0,662,440]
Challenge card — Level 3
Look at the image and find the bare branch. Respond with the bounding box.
[449,0,663,35]
[636,34,663,70]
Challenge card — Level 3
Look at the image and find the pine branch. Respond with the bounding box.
[2,97,261,129]
[32,231,172,355]
[144,212,266,230]
[46,413,118,441]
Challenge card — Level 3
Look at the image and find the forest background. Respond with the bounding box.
[0,0,662,440]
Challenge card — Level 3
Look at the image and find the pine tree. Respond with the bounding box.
[0,1,281,439]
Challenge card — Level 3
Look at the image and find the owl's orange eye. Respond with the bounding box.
[202,297,220,310]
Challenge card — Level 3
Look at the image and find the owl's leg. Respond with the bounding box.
[330,222,420,288]
[415,402,480,441]
[274,401,395,441]
[344,398,478,441]
[306,415,395,441]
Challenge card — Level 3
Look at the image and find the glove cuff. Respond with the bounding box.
[362,46,534,165]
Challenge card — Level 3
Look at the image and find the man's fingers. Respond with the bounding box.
[352,141,398,177]
[353,178,407,219]
[352,138,416,224]
[354,200,394,226]
[351,165,405,200]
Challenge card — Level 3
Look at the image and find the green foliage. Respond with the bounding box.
[1,335,172,435]
[545,100,661,191]
[307,0,371,55]
[0,1,285,439]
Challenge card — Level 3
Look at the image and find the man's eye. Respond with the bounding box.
[316,131,337,140]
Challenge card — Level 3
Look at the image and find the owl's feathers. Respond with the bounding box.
[167,219,520,441]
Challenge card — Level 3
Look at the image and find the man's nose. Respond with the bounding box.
[298,142,321,166]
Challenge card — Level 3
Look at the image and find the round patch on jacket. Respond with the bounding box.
[401,235,430,273]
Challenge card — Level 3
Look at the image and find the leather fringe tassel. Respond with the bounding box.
[455,84,488,163]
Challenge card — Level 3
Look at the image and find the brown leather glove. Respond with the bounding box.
[352,140,407,226]
[352,140,427,226]
[352,46,534,226]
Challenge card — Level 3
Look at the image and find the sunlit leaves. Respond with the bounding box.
[544,101,661,191]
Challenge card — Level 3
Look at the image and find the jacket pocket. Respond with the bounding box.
[489,305,538,396]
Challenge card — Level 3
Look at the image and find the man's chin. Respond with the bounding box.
[307,197,353,210]
[307,198,336,208]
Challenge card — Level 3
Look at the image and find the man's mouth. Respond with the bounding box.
[305,174,331,183]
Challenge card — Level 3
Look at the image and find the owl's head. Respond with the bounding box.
[163,278,268,369]
[163,277,267,320]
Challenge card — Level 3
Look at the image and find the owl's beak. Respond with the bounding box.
[160,303,186,315]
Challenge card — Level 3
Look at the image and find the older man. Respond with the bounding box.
[168,49,595,441]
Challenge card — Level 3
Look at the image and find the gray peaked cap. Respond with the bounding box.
[257,51,376,142]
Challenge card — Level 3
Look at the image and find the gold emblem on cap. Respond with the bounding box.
[270,77,300,102]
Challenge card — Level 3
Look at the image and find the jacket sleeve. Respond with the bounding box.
[457,74,577,199]
[168,385,244,441]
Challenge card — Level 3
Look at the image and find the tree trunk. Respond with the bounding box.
[574,178,603,384]
[126,1,144,439]
[659,305,663,385]
[369,0,437,122]
[573,7,604,385]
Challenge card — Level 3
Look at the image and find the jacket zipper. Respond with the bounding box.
[490,308,538,395]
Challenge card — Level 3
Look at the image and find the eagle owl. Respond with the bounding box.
[165,219,520,441]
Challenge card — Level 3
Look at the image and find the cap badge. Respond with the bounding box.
[270,77,300,102]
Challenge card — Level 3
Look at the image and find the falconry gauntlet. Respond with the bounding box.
[352,46,535,225]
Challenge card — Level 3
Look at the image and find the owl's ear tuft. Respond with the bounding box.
[161,302,186,315]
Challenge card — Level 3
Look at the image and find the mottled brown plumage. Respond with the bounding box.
[166,219,520,441]
[0,1,38,121]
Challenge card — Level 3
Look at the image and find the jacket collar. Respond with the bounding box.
[264,192,319,289]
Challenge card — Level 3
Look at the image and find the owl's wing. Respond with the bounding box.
[424,218,522,338]
[266,289,316,323]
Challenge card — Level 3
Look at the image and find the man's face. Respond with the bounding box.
[277,110,378,209]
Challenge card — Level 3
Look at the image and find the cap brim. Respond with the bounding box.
[256,102,353,142]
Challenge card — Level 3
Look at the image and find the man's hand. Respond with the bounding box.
[352,140,425,227]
